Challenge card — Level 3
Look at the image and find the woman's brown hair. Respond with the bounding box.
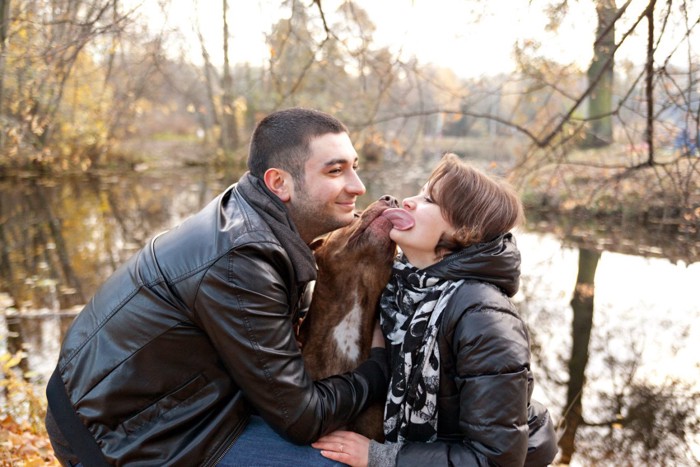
[428,153,525,252]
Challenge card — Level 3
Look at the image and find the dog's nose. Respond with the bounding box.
[380,195,399,208]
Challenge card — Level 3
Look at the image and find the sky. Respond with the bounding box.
[356,0,597,77]
[138,0,595,78]
[139,0,696,79]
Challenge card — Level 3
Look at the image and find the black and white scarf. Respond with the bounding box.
[379,255,463,443]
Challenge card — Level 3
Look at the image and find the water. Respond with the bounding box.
[1,158,698,465]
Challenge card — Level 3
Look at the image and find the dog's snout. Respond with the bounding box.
[380,195,399,208]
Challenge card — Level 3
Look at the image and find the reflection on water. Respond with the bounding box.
[0,168,233,310]
[1,160,699,465]
[519,232,700,390]
[515,232,700,464]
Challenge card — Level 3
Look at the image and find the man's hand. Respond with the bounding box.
[312,430,371,467]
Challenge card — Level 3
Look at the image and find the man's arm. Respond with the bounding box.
[194,242,388,444]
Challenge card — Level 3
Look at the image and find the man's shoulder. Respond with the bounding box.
[223,184,281,246]
[153,186,285,278]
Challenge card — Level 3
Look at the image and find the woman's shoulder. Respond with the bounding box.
[441,280,525,340]
[441,280,530,371]
[446,280,519,316]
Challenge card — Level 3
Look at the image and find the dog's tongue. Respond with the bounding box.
[382,208,415,230]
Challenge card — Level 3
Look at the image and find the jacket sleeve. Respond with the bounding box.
[193,241,387,444]
[396,286,532,467]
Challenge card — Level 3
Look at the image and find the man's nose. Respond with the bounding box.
[346,170,365,195]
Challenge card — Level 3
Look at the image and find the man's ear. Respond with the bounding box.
[263,168,293,202]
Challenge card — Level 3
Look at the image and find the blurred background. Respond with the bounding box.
[0,0,698,465]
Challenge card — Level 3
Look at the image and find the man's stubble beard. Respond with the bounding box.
[288,188,349,242]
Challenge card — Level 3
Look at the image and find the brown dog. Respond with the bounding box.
[298,195,398,441]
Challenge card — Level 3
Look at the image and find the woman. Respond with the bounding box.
[312,153,558,466]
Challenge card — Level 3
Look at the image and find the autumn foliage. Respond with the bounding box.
[0,353,58,466]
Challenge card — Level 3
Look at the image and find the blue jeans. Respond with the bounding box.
[217,416,346,466]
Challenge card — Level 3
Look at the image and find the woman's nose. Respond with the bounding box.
[402,197,415,210]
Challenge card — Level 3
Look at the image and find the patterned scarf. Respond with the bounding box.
[379,255,463,443]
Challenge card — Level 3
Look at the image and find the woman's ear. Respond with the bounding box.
[263,168,293,202]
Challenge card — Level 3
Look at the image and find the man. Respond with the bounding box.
[45,108,389,466]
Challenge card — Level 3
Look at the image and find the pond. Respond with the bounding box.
[1,153,699,466]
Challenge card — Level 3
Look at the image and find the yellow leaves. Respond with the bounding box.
[0,415,60,466]
[234,97,248,113]
[16,25,28,41]
[0,352,60,465]
[0,352,24,374]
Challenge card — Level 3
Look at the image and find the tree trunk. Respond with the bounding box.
[0,0,10,148]
[644,0,656,165]
[583,0,616,148]
[196,25,219,143]
[220,0,239,153]
[558,248,601,464]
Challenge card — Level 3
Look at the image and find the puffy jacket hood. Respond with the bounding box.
[422,232,521,297]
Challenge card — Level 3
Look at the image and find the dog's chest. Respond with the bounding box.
[331,293,363,363]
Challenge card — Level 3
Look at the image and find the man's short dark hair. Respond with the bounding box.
[248,108,349,184]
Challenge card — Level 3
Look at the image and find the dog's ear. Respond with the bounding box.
[309,237,325,251]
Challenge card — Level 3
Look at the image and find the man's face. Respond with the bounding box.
[287,132,365,242]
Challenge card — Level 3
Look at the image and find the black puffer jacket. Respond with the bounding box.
[46,181,386,466]
[394,234,558,466]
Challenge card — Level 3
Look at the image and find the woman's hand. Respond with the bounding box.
[312,430,370,467]
[371,320,384,348]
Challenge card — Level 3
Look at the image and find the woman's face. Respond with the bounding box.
[385,181,455,269]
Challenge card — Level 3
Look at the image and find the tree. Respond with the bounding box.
[219,0,239,153]
[582,0,619,147]
[0,0,137,168]
[0,0,10,148]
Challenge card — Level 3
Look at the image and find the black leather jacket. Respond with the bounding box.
[46,183,386,466]
[394,234,558,466]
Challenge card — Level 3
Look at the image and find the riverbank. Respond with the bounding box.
[1,148,698,464]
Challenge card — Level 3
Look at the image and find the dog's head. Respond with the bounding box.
[310,196,398,284]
